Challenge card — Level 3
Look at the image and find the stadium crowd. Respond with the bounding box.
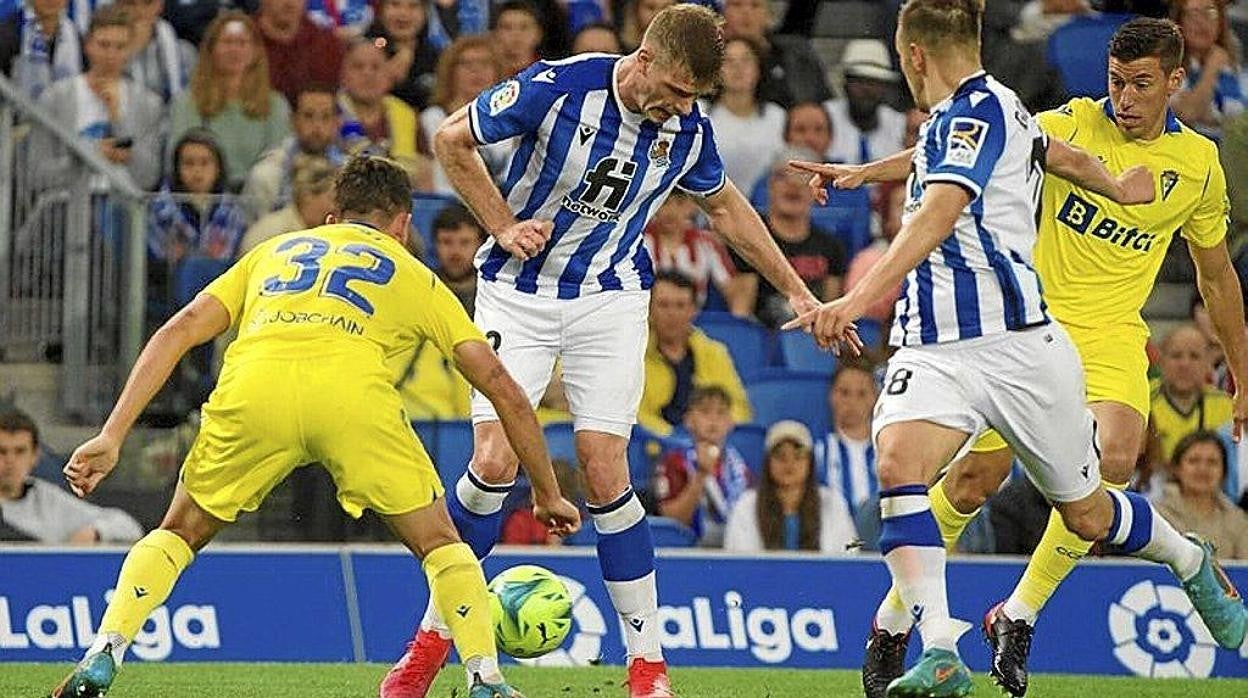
[3,0,1248,558]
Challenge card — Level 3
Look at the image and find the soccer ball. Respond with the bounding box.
[488,565,573,659]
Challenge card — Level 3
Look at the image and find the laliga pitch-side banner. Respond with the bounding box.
[2,546,1246,678]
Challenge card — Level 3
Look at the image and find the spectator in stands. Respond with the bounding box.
[732,148,847,328]
[985,474,1046,555]
[32,5,164,190]
[721,0,830,108]
[1157,431,1248,558]
[824,39,906,166]
[171,12,290,190]
[784,101,834,162]
[817,363,878,523]
[364,0,439,110]
[707,37,785,195]
[1190,297,1235,393]
[653,386,752,547]
[492,0,543,76]
[978,0,1074,113]
[306,0,375,39]
[240,156,337,253]
[148,129,249,268]
[844,180,906,329]
[639,270,751,436]
[1012,0,1089,43]
[243,84,343,217]
[723,420,857,553]
[1151,324,1234,462]
[256,0,345,104]
[432,202,486,315]
[643,190,743,310]
[1224,111,1248,251]
[571,21,621,54]
[619,0,672,52]
[115,0,195,103]
[161,0,221,46]
[422,35,509,195]
[1170,0,1245,139]
[0,0,82,100]
[0,410,143,543]
[336,37,428,181]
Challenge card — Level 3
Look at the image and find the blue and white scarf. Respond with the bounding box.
[683,444,750,539]
[273,139,346,212]
[125,21,189,103]
[13,6,81,100]
[147,188,249,262]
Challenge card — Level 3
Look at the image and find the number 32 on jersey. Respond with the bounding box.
[261,236,395,315]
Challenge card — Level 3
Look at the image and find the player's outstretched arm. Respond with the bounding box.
[789,148,915,203]
[453,340,581,535]
[63,294,230,497]
[1191,241,1248,440]
[1045,137,1155,205]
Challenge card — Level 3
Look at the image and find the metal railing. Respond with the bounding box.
[0,73,147,422]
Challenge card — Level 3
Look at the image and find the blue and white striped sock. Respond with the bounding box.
[1106,489,1202,580]
[591,488,662,662]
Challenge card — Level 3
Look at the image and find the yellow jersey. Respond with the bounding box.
[1149,379,1234,462]
[1034,98,1229,331]
[204,222,485,370]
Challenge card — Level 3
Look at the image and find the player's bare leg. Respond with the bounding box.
[873,421,974,698]
[383,498,523,698]
[382,421,520,698]
[50,484,224,698]
[575,429,671,698]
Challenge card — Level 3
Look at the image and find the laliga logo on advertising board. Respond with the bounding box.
[522,577,838,666]
[0,591,219,661]
[1108,580,1223,678]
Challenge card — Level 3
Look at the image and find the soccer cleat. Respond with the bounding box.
[1180,533,1248,649]
[468,673,526,698]
[48,651,116,698]
[862,621,910,698]
[627,657,675,698]
[983,602,1033,697]
[885,648,973,698]
[378,628,453,698]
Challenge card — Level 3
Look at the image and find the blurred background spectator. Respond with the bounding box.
[172,11,290,191]
[1224,111,1248,262]
[116,0,195,104]
[431,202,486,314]
[723,420,857,553]
[721,0,829,108]
[1156,431,1248,557]
[422,35,508,194]
[618,0,672,52]
[1170,0,1245,139]
[706,36,785,196]
[365,0,439,110]
[571,20,622,54]
[240,155,337,252]
[243,83,343,218]
[0,0,82,100]
[643,191,743,310]
[492,0,544,76]
[824,39,905,166]
[307,0,375,39]
[1150,324,1234,462]
[256,0,345,103]
[817,363,877,522]
[783,102,834,163]
[147,128,248,269]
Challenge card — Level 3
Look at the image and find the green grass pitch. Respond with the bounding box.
[5,663,1248,697]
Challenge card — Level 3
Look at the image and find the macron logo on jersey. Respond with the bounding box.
[942,117,990,169]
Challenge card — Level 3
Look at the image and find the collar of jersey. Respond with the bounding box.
[1100,98,1182,134]
[344,219,382,232]
[930,70,988,112]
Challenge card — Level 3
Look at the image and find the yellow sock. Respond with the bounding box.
[424,542,497,668]
[98,529,194,642]
[877,478,979,632]
[1004,479,1125,621]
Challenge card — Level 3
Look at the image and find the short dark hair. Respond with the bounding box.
[832,360,875,386]
[688,385,732,410]
[1110,17,1184,74]
[1171,430,1228,480]
[333,156,412,220]
[652,269,697,302]
[432,203,483,239]
[898,0,981,54]
[0,410,39,447]
[294,83,337,109]
[491,0,541,29]
[88,4,131,37]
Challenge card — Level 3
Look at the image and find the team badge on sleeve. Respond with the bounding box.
[942,117,989,168]
[489,80,521,116]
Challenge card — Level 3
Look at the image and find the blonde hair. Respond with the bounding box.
[190,11,274,120]
[642,4,725,90]
[432,35,506,112]
[898,0,982,58]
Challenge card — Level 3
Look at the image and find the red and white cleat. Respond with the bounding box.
[379,628,453,698]
[627,657,675,698]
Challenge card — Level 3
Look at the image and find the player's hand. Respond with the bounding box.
[533,496,581,538]
[1115,165,1155,206]
[782,296,864,352]
[786,292,864,356]
[496,220,554,261]
[1231,387,1248,442]
[63,433,122,497]
[789,160,868,205]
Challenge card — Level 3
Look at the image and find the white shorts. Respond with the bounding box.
[470,281,649,438]
[871,324,1101,503]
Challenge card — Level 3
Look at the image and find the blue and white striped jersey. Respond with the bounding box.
[892,72,1050,347]
[467,54,726,299]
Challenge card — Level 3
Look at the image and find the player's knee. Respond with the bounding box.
[468,439,519,485]
[1096,444,1138,486]
[941,468,993,513]
[875,452,922,490]
[1058,501,1111,542]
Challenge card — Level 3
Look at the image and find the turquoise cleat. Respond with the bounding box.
[886,648,974,698]
[468,673,526,698]
[47,651,116,698]
[1181,533,1248,649]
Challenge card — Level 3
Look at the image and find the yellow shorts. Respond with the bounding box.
[971,323,1150,453]
[180,357,443,521]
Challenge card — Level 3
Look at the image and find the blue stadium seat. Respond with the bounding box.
[727,423,767,477]
[810,187,872,259]
[411,193,456,267]
[629,425,664,491]
[855,317,884,351]
[543,422,578,466]
[173,257,231,306]
[777,330,838,375]
[647,516,698,547]
[1047,14,1132,98]
[418,420,475,483]
[746,368,832,437]
[694,311,770,382]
